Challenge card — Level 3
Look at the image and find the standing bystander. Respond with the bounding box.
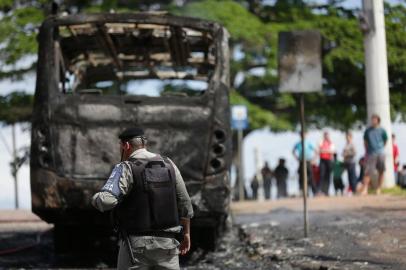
[292,132,317,196]
[392,134,400,184]
[318,131,336,196]
[358,114,388,195]
[274,158,289,198]
[342,131,357,193]
[251,175,259,200]
[332,153,345,195]
[261,162,273,200]
[398,165,406,188]
[357,157,365,185]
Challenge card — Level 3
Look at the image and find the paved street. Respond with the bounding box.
[1,195,406,269]
[185,194,406,269]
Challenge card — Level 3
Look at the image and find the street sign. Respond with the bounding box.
[278,30,322,93]
[278,30,323,238]
[231,105,248,130]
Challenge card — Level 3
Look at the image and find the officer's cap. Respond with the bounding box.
[118,127,145,141]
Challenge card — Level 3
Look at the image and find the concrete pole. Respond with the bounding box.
[363,0,395,187]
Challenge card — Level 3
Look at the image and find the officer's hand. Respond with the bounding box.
[179,233,191,255]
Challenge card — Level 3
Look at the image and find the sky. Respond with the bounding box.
[0,125,31,209]
[1,0,406,208]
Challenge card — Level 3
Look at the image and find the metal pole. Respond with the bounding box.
[237,129,245,201]
[11,124,19,209]
[363,0,394,187]
[300,94,309,237]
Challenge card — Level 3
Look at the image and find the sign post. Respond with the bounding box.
[278,30,322,237]
[231,105,248,201]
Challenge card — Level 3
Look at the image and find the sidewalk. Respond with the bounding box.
[231,194,406,214]
[0,210,51,232]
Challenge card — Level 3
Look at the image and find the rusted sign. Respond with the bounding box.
[278,30,322,93]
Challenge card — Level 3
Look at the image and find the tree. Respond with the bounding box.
[1,0,406,131]
[0,92,33,124]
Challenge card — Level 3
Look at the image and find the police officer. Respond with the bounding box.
[92,127,193,270]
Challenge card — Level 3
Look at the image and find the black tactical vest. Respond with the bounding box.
[116,155,180,232]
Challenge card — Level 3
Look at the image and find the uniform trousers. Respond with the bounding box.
[118,236,180,270]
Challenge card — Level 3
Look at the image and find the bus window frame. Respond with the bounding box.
[47,14,226,99]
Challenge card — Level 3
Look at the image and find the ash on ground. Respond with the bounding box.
[184,203,406,269]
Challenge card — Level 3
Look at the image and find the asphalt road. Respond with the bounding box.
[1,195,406,269]
[185,195,406,269]
[229,195,406,269]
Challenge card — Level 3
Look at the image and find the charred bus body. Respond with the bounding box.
[31,13,231,251]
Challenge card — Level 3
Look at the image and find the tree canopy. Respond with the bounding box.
[0,91,33,124]
[1,0,406,131]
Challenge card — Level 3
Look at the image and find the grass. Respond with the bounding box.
[382,186,406,196]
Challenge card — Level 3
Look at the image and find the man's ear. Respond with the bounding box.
[125,142,131,150]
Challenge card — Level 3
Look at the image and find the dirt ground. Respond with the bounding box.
[1,195,406,269]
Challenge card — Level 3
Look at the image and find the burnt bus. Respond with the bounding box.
[30,13,231,251]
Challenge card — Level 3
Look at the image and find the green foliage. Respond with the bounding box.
[0,0,13,10]
[0,92,33,124]
[1,0,406,131]
[230,90,292,131]
[0,6,44,66]
[385,3,406,121]
[177,0,406,130]
[175,0,267,46]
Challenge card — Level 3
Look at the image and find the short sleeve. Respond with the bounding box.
[293,142,299,153]
[382,128,388,143]
[91,162,133,212]
[363,129,368,141]
[101,164,123,197]
[309,142,315,151]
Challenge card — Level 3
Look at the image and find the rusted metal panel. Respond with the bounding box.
[278,30,322,93]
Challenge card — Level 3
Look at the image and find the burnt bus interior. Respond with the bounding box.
[32,14,231,255]
[56,21,215,96]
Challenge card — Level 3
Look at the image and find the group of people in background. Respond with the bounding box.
[293,114,393,196]
[248,114,405,200]
[250,159,290,200]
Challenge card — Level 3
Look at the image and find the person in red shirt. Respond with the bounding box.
[393,134,400,184]
[318,131,336,196]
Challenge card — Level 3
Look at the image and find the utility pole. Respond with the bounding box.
[237,129,245,201]
[11,124,19,209]
[362,0,395,187]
